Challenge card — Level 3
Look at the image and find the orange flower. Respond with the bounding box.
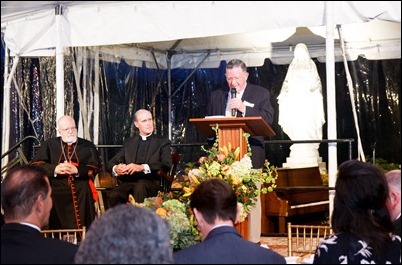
[155,207,167,218]
[217,153,226,162]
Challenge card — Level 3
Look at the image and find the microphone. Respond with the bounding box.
[230,88,237,117]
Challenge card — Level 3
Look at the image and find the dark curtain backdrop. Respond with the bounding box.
[1,53,400,174]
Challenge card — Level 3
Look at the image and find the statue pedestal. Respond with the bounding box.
[283,157,325,169]
[283,143,324,168]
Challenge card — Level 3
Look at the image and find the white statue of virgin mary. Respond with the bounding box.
[278,43,325,164]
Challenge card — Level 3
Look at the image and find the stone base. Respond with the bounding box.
[282,156,326,169]
[282,143,326,169]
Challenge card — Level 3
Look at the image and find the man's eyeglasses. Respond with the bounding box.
[60,127,77,132]
[225,77,241,82]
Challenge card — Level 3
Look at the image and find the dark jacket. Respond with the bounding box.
[1,223,78,264]
[174,226,285,264]
[207,83,274,168]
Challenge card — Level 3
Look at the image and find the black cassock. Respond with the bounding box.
[31,137,100,229]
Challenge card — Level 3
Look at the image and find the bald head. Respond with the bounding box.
[57,115,77,144]
[134,109,151,122]
[385,169,401,192]
[1,165,51,225]
[385,169,401,222]
[57,115,75,127]
[134,109,154,136]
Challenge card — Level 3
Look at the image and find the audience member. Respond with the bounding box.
[74,204,173,264]
[385,169,401,236]
[107,109,172,206]
[174,178,286,264]
[1,165,78,264]
[206,58,274,243]
[30,115,101,229]
[313,160,401,264]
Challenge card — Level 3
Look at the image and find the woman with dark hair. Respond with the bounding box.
[313,160,401,264]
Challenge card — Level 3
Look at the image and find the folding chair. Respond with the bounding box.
[41,226,86,244]
[287,222,332,257]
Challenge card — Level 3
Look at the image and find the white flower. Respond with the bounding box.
[226,155,252,178]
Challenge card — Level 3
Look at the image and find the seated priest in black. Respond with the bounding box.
[30,115,101,230]
[107,109,172,206]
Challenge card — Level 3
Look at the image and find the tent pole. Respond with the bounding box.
[337,25,365,162]
[1,48,19,171]
[55,5,65,121]
[325,1,337,218]
[94,49,100,145]
[167,55,172,141]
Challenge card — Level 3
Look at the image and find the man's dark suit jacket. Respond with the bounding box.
[1,223,78,264]
[394,216,401,237]
[207,83,274,168]
[107,134,172,183]
[174,226,285,264]
[106,134,172,203]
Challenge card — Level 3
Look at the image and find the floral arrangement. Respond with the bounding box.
[129,193,201,250]
[128,125,278,249]
[179,125,278,223]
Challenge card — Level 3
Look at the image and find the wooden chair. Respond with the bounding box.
[287,222,332,256]
[41,226,86,244]
[95,171,117,215]
[159,152,182,193]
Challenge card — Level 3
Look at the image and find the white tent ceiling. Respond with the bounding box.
[1,1,401,67]
[1,1,401,209]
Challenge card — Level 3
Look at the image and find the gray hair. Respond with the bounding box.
[74,204,173,264]
[385,169,401,193]
[226,59,247,72]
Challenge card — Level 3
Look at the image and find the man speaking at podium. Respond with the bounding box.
[206,59,274,243]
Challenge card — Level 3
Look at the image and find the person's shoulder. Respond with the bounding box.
[173,242,205,263]
[121,136,136,144]
[43,236,79,250]
[259,246,286,263]
[247,83,267,91]
[153,134,171,142]
[240,240,285,263]
[78,137,97,146]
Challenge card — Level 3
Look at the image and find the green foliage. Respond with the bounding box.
[366,156,400,172]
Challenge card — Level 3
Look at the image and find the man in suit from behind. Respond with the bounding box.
[385,169,401,236]
[107,109,172,206]
[174,178,285,264]
[1,165,78,264]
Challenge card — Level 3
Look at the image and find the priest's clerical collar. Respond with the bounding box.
[140,133,152,141]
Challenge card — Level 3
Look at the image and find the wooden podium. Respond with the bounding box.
[189,116,275,239]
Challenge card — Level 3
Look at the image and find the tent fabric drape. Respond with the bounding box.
[2,54,400,172]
